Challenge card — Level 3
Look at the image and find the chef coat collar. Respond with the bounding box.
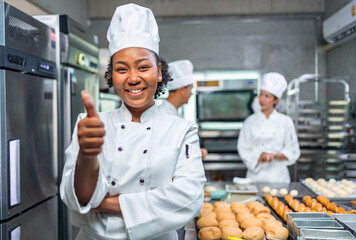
[257,109,278,120]
[119,103,158,123]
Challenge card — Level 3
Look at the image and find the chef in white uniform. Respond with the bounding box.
[159,60,208,161]
[60,4,206,240]
[237,72,300,183]
[159,60,194,117]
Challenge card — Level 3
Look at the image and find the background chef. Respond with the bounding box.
[159,59,208,160]
[237,72,300,183]
[60,4,206,240]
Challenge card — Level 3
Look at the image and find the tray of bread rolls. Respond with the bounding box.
[196,197,290,240]
[301,178,356,200]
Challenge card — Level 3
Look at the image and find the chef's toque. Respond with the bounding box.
[167,60,194,91]
[106,3,160,57]
[261,72,287,98]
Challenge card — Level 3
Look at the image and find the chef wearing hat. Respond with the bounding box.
[159,60,208,160]
[237,72,300,183]
[60,3,206,240]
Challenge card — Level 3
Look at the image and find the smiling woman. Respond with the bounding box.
[59,3,206,240]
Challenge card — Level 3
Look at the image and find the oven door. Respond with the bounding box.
[0,70,57,220]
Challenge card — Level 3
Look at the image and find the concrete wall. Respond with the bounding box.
[324,0,356,101]
[92,16,325,100]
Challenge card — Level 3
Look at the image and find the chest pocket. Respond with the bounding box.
[149,147,179,188]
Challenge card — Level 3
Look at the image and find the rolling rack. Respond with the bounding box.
[286,74,356,181]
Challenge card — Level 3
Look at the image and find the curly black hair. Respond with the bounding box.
[104,53,172,99]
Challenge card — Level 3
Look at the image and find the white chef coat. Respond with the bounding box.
[60,103,206,240]
[237,109,300,183]
[158,100,181,117]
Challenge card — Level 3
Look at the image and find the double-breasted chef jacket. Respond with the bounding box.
[237,109,300,183]
[60,103,206,240]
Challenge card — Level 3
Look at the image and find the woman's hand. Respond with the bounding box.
[93,195,121,214]
[258,152,275,163]
[78,91,106,158]
[74,91,105,206]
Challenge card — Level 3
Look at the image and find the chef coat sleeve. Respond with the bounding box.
[237,118,261,173]
[119,124,206,240]
[280,117,300,166]
[60,113,110,214]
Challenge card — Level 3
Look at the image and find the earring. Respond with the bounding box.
[158,77,162,80]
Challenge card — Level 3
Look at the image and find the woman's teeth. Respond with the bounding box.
[130,89,142,93]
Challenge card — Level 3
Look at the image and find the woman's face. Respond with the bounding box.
[112,47,162,112]
[258,90,279,112]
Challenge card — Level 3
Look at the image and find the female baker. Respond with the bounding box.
[237,72,300,183]
[60,3,206,240]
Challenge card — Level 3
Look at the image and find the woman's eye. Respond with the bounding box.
[139,65,149,70]
[116,68,127,73]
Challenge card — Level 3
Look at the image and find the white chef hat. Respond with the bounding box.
[106,3,160,57]
[261,72,287,98]
[167,60,194,91]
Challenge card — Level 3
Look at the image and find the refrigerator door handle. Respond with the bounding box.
[8,139,20,207]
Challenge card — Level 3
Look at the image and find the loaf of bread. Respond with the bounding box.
[216,212,235,222]
[240,217,263,230]
[242,226,265,240]
[218,219,239,229]
[196,216,219,228]
[236,212,255,223]
[252,205,271,216]
[317,195,330,207]
[198,227,222,240]
[221,227,243,240]
[265,221,289,240]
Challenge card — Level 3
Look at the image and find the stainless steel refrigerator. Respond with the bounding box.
[34,14,99,240]
[0,2,58,239]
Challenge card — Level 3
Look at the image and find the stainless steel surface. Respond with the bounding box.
[334,214,356,222]
[0,196,58,240]
[60,15,99,74]
[66,67,99,131]
[299,229,356,240]
[0,70,57,220]
[0,2,55,62]
[293,219,344,239]
[286,212,333,239]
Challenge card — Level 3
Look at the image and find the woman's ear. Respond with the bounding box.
[158,63,162,82]
[274,98,280,106]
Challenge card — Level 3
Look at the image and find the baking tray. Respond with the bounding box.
[299,229,356,240]
[286,212,334,240]
[301,179,356,200]
[292,219,343,240]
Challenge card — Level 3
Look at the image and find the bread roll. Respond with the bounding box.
[279,188,288,196]
[284,195,293,205]
[291,199,300,211]
[214,207,232,215]
[246,201,263,211]
[265,222,289,240]
[221,227,243,240]
[213,201,229,209]
[265,195,273,205]
[236,212,255,223]
[272,197,279,209]
[240,217,263,230]
[256,213,276,222]
[336,206,346,213]
[303,195,311,205]
[326,202,337,212]
[243,226,265,240]
[270,189,278,196]
[317,195,330,207]
[262,186,271,194]
[218,219,239,229]
[232,206,250,215]
[253,205,271,216]
[198,227,222,240]
[203,202,214,212]
[230,201,245,212]
[196,217,219,228]
[297,203,306,212]
[198,211,217,219]
[290,190,298,197]
[216,212,235,222]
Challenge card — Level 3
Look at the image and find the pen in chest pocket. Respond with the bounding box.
[185,144,189,159]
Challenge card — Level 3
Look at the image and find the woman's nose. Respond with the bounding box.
[128,70,140,85]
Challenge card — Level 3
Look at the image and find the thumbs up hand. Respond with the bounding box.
[77,91,106,157]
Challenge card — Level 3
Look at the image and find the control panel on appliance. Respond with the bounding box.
[7,54,26,66]
[38,62,54,74]
[76,53,89,67]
